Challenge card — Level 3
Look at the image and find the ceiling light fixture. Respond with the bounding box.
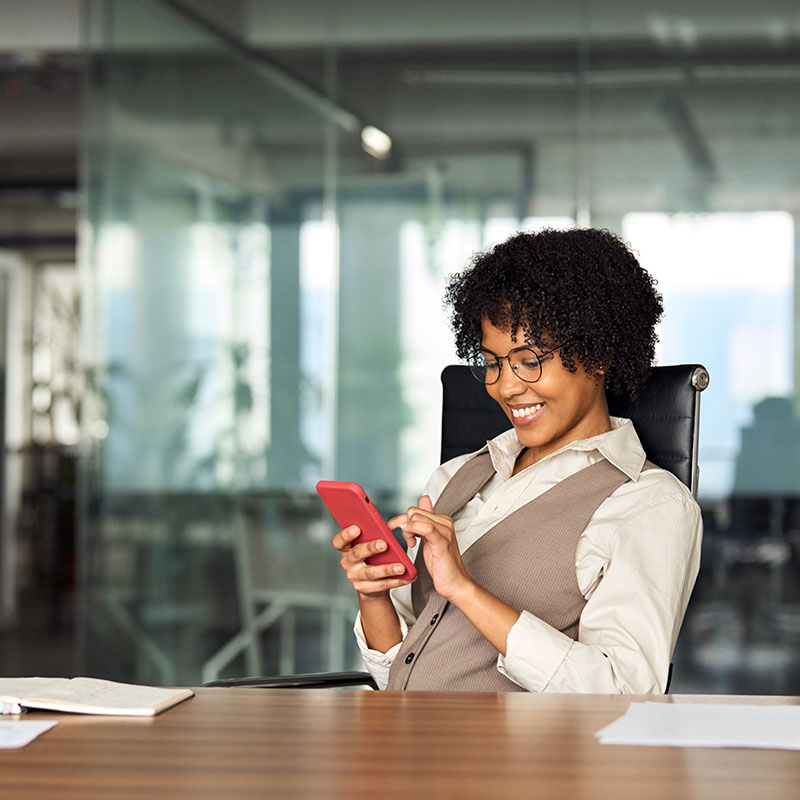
[361,126,392,160]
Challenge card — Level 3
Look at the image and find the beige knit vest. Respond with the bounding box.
[385,452,637,691]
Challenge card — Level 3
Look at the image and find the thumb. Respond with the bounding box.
[419,494,434,512]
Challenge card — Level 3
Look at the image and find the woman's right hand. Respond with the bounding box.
[332,525,414,598]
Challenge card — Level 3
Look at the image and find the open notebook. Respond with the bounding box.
[0,677,194,716]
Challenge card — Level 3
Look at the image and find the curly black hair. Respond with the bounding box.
[443,228,663,397]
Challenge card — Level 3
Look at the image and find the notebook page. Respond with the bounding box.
[1,677,193,716]
[1,678,64,713]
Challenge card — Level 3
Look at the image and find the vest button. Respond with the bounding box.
[430,613,439,625]
[405,653,415,664]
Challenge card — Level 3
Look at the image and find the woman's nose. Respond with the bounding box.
[497,360,524,396]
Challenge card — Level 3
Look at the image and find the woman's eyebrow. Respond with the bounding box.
[481,344,539,355]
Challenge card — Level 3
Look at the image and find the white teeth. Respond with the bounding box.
[512,403,543,418]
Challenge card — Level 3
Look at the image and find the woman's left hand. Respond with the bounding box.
[388,496,473,602]
[390,497,521,657]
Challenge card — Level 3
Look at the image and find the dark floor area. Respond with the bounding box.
[1,589,76,678]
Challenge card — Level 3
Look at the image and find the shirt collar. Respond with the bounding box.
[483,417,646,481]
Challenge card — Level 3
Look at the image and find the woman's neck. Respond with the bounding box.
[512,415,613,476]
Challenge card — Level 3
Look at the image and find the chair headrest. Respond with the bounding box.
[441,364,708,492]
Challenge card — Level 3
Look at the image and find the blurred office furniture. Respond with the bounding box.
[691,396,800,678]
[200,495,357,685]
[205,362,709,689]
[725,396,799,607]
[89,490,358,687]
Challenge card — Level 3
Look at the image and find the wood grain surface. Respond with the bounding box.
[2,689,799,799]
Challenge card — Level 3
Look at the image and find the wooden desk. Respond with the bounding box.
[2,689,799,799]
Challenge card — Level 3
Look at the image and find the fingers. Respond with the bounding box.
[352,575,413,594]
[405,497,435,548]
[360,561,409,581]
[386,512,408,530]
[331,525,361,552]
[388,497,438,536]
[332,527,396,560]
[344,538,391,566]
[345,556,413,596]
[392,501,439,549]
[404,508,445,538]
[389,496,440,528]
[405,505,441,526]
[332,526,412,596]
[401,528,418,550]
[403,517,444,551]
[401,504,457,552]
[387,511,418,549]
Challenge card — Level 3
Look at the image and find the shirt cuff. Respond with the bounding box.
[496,610,574,692]
[353,611,409,691]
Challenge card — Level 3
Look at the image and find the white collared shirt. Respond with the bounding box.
[355,418,703,693]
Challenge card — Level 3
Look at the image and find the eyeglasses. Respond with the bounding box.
[469,345,560,385]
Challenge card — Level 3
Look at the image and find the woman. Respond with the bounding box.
[332,228,702,693]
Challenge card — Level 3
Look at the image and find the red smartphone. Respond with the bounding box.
[316,480,417,582]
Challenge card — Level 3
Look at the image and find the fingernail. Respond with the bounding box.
[393,565,404,574]
[376,540,386,550]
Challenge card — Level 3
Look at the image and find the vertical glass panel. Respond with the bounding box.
[624,212,794,499]
[583,1,800,693]
[81,0,355,684]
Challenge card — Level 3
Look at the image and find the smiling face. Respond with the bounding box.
[480,318,612,471]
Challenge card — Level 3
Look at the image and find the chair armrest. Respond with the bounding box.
[203,671,378,690]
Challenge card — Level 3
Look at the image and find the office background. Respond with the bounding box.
[0,0,798,692]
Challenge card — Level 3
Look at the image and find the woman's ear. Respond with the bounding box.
[590,368,606,389]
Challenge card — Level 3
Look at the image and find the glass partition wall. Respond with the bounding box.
[80,0,800,691]
[81,0,356,684]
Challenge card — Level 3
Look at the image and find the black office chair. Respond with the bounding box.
[204,363,709,690]
[441,363,709,498]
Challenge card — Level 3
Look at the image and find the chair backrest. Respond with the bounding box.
[440,364,710,496]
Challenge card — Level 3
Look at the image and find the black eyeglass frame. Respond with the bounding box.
[469,344,561,385]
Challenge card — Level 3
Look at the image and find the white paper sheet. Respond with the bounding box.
[595,702,800,750]
[0,720,58,749]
